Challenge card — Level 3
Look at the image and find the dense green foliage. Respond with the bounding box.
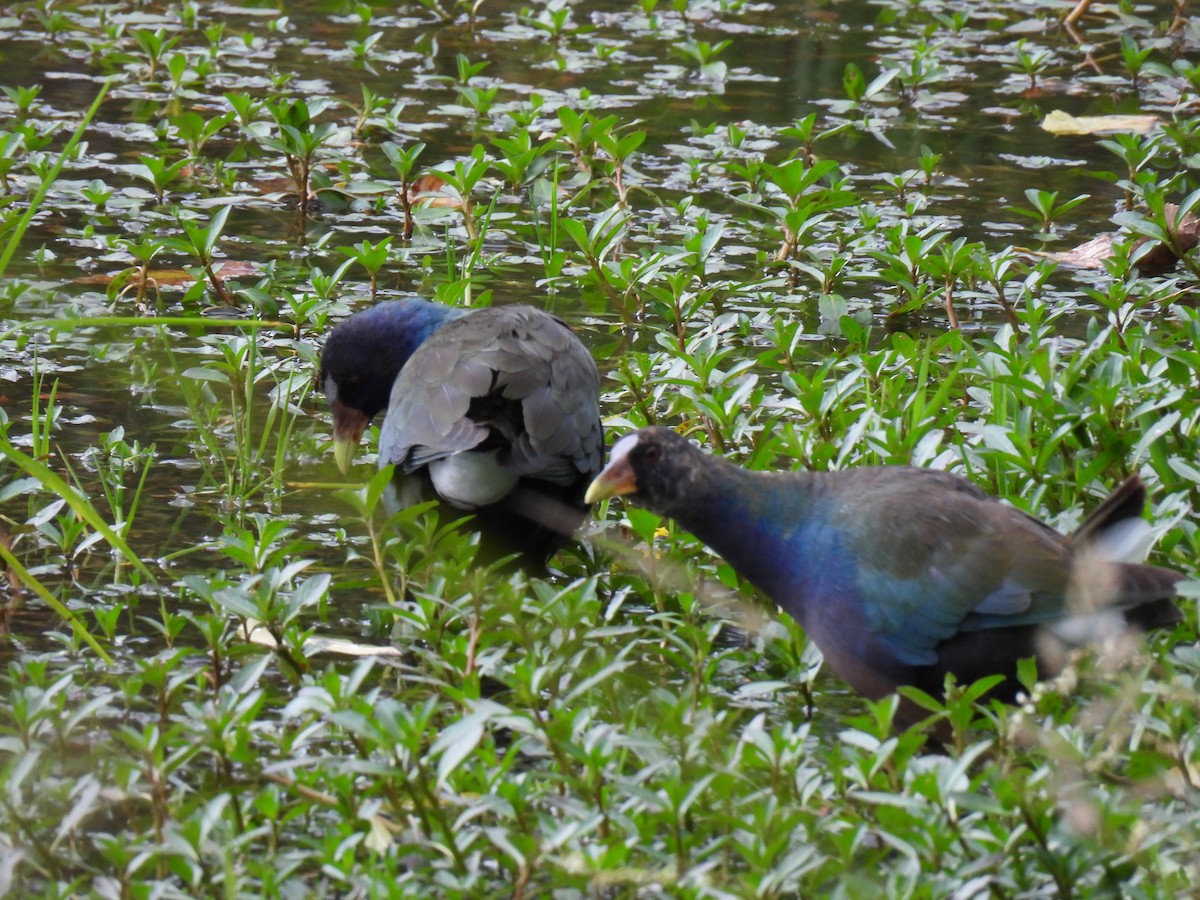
[1,0,1198,896]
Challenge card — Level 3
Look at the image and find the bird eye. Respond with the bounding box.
[643,446,661,463]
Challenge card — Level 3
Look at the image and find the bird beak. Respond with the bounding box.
[584,458,637,504]
[330,400,370,475]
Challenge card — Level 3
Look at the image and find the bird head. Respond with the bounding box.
[585,427,702,516]
[318,299,462,473]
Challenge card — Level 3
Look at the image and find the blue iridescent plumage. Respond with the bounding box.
[586,427,1185,717]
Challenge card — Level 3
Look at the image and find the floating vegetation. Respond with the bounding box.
[1,1,1198,895]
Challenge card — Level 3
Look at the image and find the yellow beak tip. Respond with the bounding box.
[333,439,356,475]
[586,469,635,505]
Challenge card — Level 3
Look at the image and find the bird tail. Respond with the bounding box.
[1065,476,1148,553]
[1051,475,1185,647]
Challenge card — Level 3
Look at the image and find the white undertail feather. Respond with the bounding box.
[1044,516,1158,656]
[1086,517,1154,564]
[429,452,517,509]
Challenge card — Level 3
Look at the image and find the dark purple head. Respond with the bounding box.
[584,427,707,517]
[319,299,464,472]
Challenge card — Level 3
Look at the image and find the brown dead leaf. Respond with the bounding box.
[408,173,460,209]
[1036,204,1200,276]
[75,260,258,288]
[253,175,302,195]
[1042,233,1115,269]
[75,268,194,288]
[210,260,259,279]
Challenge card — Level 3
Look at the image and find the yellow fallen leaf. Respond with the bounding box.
[1041,110,1159,135]
[239,618,402,657]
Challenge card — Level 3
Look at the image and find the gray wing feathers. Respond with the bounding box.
[378,306,601,486]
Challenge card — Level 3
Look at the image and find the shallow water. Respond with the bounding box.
[1,0,1195,681]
